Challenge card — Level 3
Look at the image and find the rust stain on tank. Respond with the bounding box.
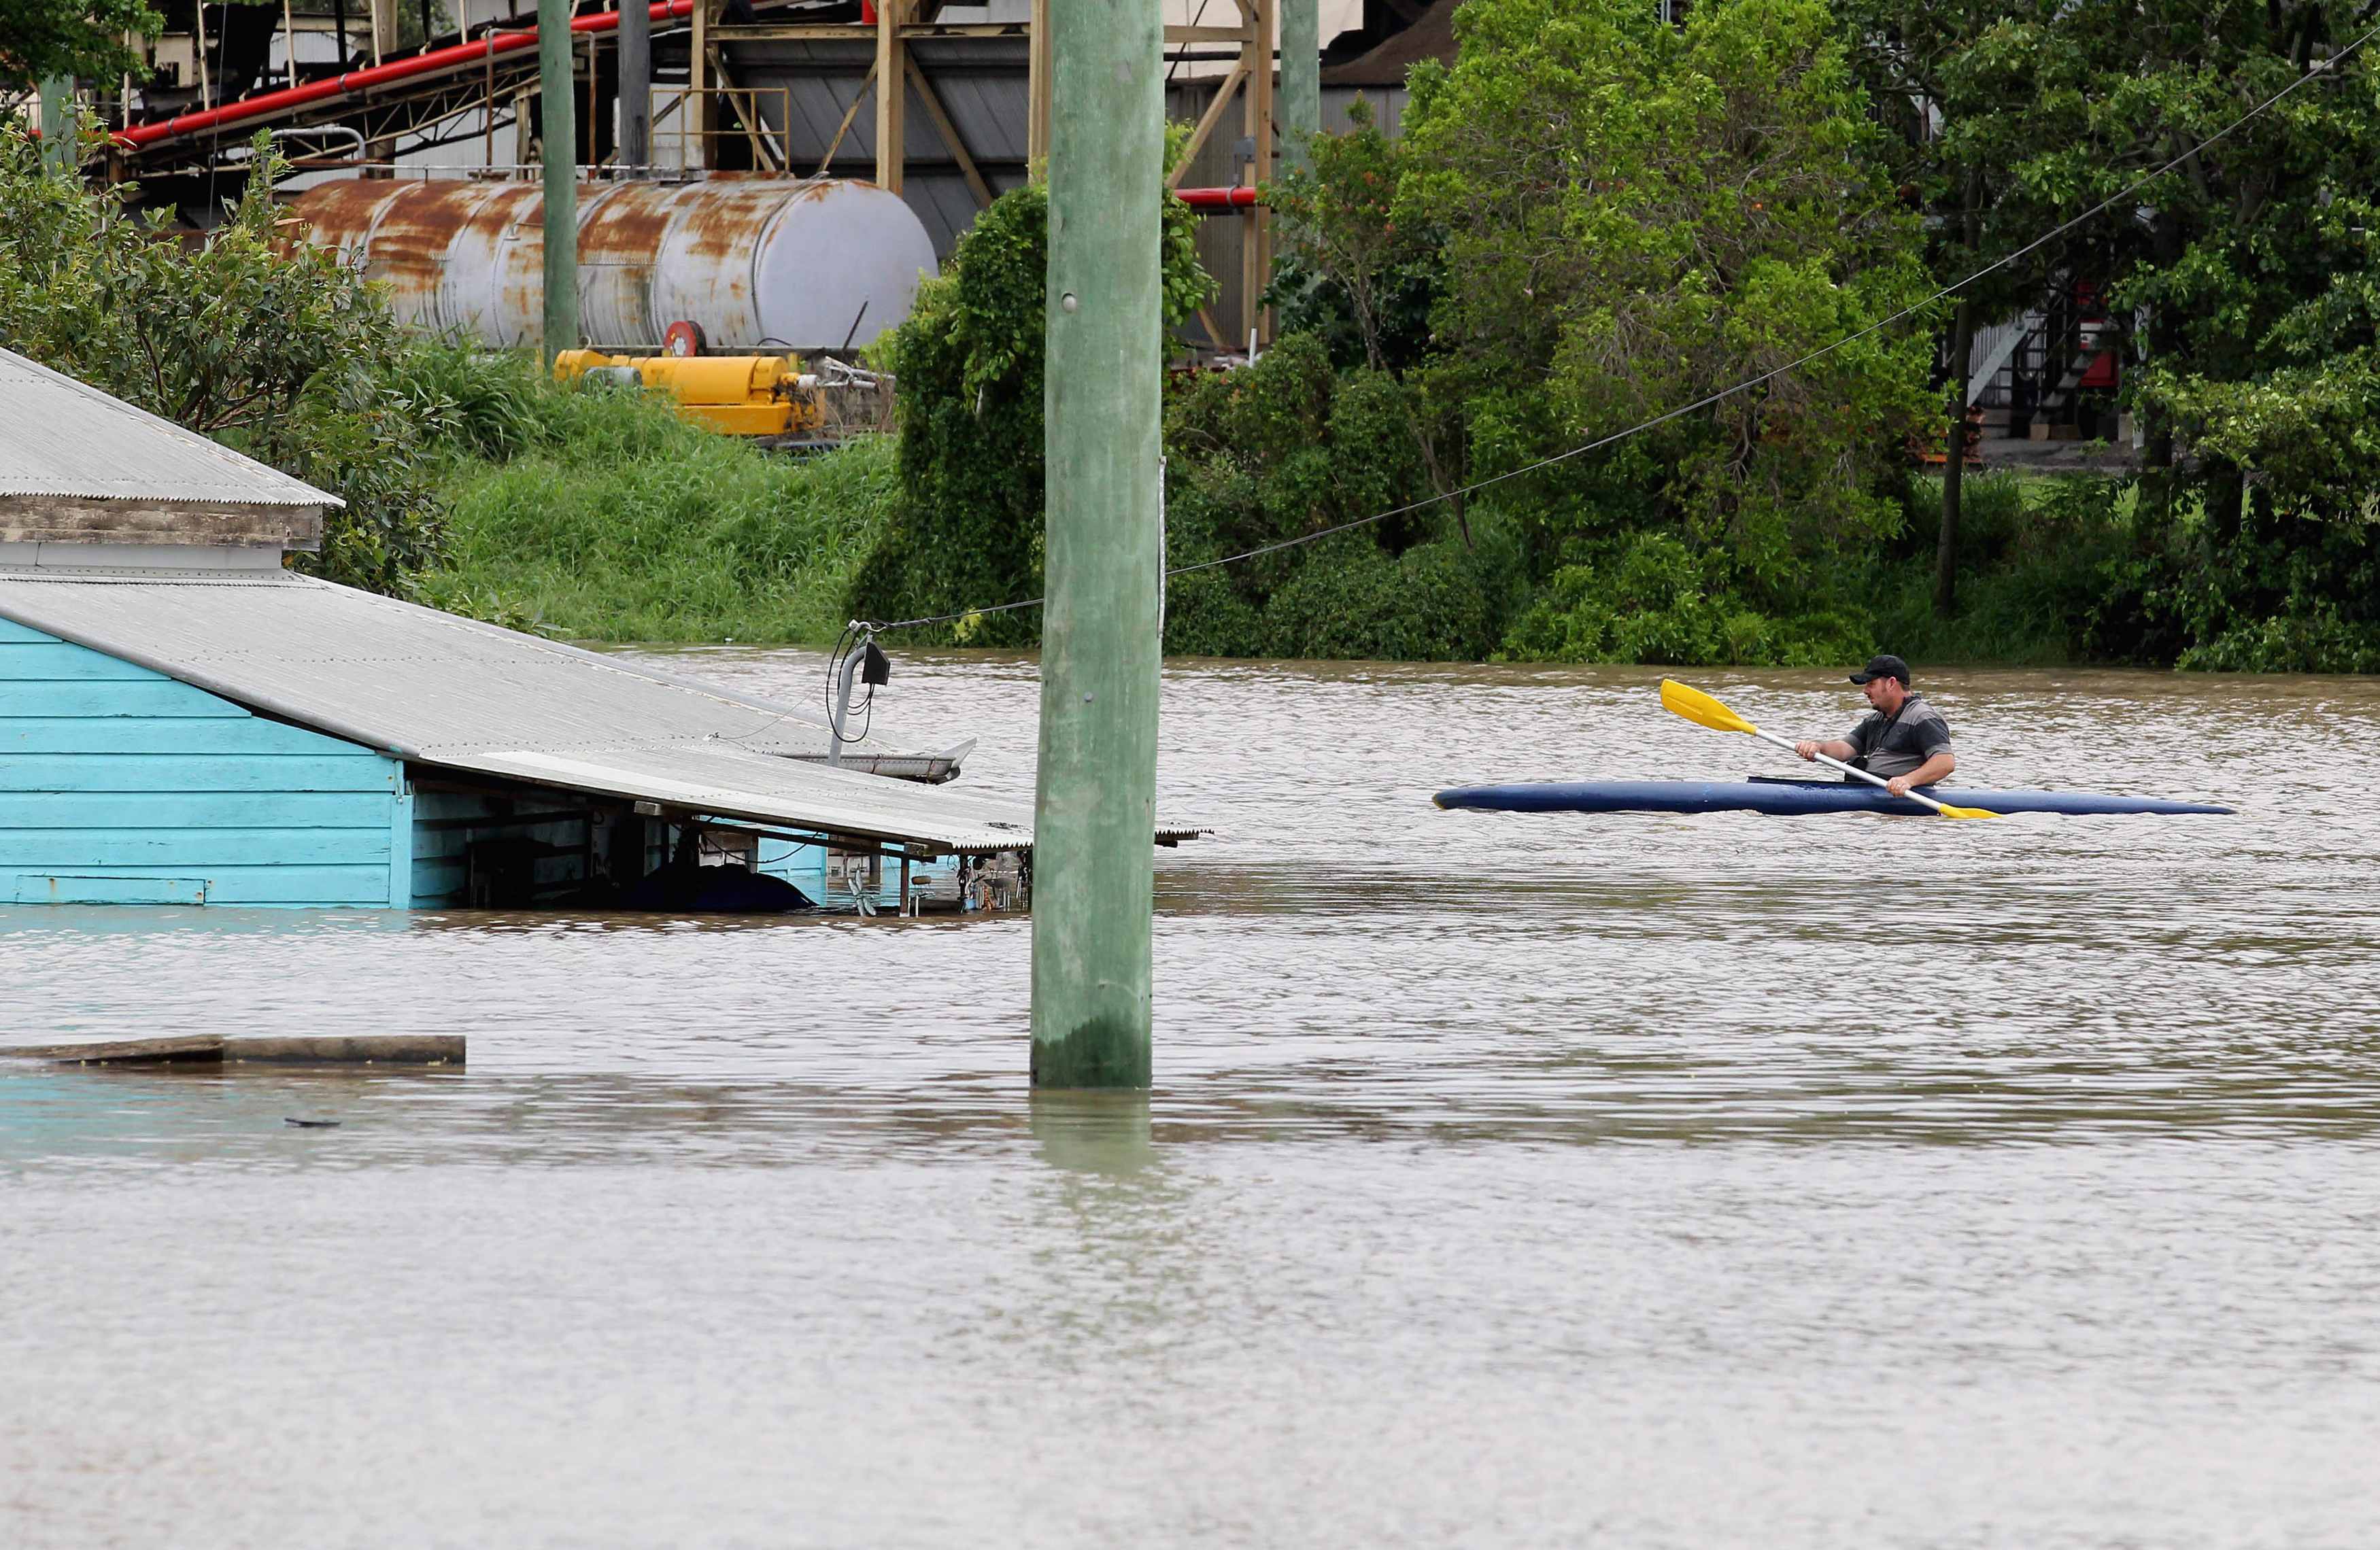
[669,182,795,328]
[287,178,397,247]
[473,184,545,346]
[676,183,777,262]
[374,186,477,320]
[579,184,672,258]
[286,181,498,329]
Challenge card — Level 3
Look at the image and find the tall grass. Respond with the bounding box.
[397,344,896,642]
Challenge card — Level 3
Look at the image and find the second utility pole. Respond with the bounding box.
[1030,0,1163,1088]
[539,0,579,363]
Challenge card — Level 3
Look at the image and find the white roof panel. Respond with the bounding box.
[0,347,339,510]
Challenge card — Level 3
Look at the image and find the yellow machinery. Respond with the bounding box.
[552,349,823,438]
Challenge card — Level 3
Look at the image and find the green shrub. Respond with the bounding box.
[1254,522,1525,661]
[2179,610,2380,674]
[1499,531,1870,666]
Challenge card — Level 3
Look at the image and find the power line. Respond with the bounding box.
[863,21,2379,636]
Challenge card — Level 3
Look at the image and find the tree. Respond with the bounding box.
[1837,0,2038,617]
[1396,0,1934,641]
[0,130,448,592]
[1930,4,2374,492]
[845,175,1214,645]
[1,0,161,101]
[1266,97,1443,376]
[1928,1,2380,664]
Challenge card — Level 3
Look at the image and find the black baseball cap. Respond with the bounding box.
[1849,654,1911,685]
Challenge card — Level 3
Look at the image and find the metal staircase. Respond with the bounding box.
[1969,276,2122,440]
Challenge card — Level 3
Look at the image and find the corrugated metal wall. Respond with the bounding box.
[0,618,408,908]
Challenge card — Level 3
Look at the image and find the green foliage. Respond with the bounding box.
[1270,0,1929,667]
[1265,97,1444,373]
[1399,0,1934,598]
[2139,261,2380,521]
[384,337,557,460]
[1846,0,2380,655]
[2156,491,2380,673]
[399,343,898,643]
[0,0,160,94]
[849,173,1217,644]
[1254,529,1522,660]
[1503,532,1872,666]
[1155,332,1521,659]
[0,129,444,592]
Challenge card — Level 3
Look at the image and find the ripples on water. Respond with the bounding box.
[5,661,2378,1547]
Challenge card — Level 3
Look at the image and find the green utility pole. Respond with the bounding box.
[39,78,74,176]
[538,0,578,363]
[1031,0,1164,1088]
[1279,0,1321,175]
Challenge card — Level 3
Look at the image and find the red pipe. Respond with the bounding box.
[1174,186,1259,210]
[117,1,696,152]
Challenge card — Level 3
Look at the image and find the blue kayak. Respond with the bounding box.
[1434,776,2232,818]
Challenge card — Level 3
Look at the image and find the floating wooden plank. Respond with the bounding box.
[3,1033,464,1066]
[6,1035,224,1065]
[224,1035,464,1066]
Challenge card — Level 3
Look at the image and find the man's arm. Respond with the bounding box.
[1885,751,1956,797]
[1795,738,1858,762]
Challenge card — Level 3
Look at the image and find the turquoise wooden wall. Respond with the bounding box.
[0,618,408,908]
[757,837,830,902]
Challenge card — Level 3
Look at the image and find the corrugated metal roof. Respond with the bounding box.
[0,347,341,511]
[0,568,1193,855]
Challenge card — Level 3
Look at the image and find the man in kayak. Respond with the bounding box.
[1793,655,1956,797]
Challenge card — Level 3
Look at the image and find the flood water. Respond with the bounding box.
[5,657,2379,1547]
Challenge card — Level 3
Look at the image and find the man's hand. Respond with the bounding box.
[1794,740,1820,761]
[1892,753,1956,798]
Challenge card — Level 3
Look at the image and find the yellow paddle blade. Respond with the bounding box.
[1933,803,2001,820]
[1659,678,1759,737]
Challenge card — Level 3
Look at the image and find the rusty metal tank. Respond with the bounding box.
[290,176,938,352]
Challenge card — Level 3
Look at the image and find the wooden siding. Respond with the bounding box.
[0,617,404,907]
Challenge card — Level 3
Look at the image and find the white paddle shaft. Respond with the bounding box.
[1746,726,1958,816]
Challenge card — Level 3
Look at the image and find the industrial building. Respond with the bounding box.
[53,0,1454,357]
[0,345,1180,912]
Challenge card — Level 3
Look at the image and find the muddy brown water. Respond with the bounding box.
[5,658,2378,1547]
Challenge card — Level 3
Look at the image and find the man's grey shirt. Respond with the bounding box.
[1844,691,1954,780]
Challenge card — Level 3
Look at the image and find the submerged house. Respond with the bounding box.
[0,347,1120,911]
